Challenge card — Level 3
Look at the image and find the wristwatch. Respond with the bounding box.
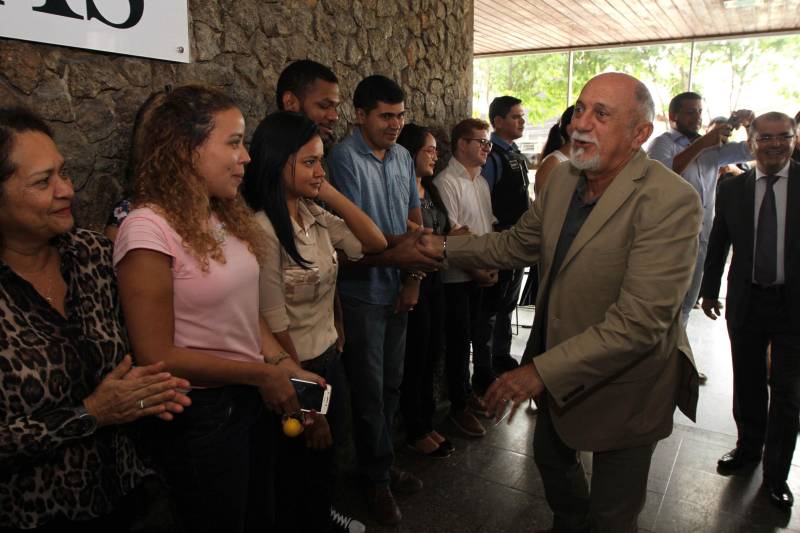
[264,350,291,365]
[75,405,98,434]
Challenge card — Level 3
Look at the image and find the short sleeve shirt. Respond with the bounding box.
[328,128,420,305]
[256,200,362,361]
[113,207,262,364]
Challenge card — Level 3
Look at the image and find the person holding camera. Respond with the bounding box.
[648,92,754,384]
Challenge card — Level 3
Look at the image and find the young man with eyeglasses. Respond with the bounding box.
[648,93,754,384]
[700,112,799,509]
[434,118,498,438]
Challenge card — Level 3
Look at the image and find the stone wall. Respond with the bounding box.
[0,0,473,230]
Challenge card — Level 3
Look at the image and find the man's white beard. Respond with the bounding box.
[570,132,601,170]
[570,147,600,170]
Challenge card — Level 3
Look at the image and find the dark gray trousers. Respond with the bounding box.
[534,395,656,533]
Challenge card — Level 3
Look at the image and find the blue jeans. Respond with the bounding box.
[341,297,408,485]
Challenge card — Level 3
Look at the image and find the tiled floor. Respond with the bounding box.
[336,300,800,532]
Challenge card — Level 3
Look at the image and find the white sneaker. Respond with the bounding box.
[330,505,366,533]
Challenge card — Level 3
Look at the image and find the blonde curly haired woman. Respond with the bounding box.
[113,85,323,533]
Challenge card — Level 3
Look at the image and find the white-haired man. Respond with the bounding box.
[418,73,703,532]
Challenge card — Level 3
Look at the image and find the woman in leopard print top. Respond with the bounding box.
[0,107,190,531]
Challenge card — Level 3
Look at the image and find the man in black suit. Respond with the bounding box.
[701,111,799,509]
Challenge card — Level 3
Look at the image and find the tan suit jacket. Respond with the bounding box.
[447,149,702,451]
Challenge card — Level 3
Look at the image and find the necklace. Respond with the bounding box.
[212,221,227,244]
[6,247,56,304]
[42,269,54,304]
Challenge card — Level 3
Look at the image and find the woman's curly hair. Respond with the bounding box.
[132,85,265,269]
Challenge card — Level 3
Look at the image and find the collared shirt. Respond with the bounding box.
[256,201,363,361]
[753,161,789,285]
[535,174,599,354]
[435,157,497,283]
[1,229,150,529]
[482,131,521,190]
[648,129,752,239]
[328,128,420,305]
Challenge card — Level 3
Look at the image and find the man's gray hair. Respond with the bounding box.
[748,111,797,137]
[634,81,655,124]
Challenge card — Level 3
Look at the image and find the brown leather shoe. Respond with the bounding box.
[390,466,423,494]
[365,485,401,525]
[467,392,490,418]
[450,408,486,437]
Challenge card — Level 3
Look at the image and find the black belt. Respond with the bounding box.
[300,343,338,370]
[751,283,785,295]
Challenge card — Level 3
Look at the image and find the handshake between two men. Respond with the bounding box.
[389,226,542,424]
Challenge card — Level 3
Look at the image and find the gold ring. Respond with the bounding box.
[138,400,145,409]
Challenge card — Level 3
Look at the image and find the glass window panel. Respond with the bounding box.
[572,43,692,141]
[473,53,569,162]
[691,35,800,137]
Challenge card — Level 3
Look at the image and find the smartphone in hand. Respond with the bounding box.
[290,378,331,415]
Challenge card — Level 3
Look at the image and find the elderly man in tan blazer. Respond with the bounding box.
[420,73,702,532]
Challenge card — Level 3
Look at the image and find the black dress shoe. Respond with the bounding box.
[717,448,761,471]
[764,479,794,509]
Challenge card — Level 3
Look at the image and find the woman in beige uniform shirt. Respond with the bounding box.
[242,111,386,532]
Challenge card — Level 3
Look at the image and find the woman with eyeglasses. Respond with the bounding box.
[394,123,458,458]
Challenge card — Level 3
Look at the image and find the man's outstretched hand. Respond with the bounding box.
[388,228,443,272]
[484,363,545,425]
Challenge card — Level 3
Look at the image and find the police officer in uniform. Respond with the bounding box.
[472,96,531,394]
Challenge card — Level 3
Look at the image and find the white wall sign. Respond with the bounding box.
[0,0,190,63]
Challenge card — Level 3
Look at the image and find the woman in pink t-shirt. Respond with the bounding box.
[114,86,322,533]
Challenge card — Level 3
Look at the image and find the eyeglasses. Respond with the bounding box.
[754,133,795,144]
[420,146,438,156]
[465,138,493,149]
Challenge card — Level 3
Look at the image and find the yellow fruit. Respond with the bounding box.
[282,416,303,437]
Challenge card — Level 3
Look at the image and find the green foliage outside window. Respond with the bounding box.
[474,34,800,131]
